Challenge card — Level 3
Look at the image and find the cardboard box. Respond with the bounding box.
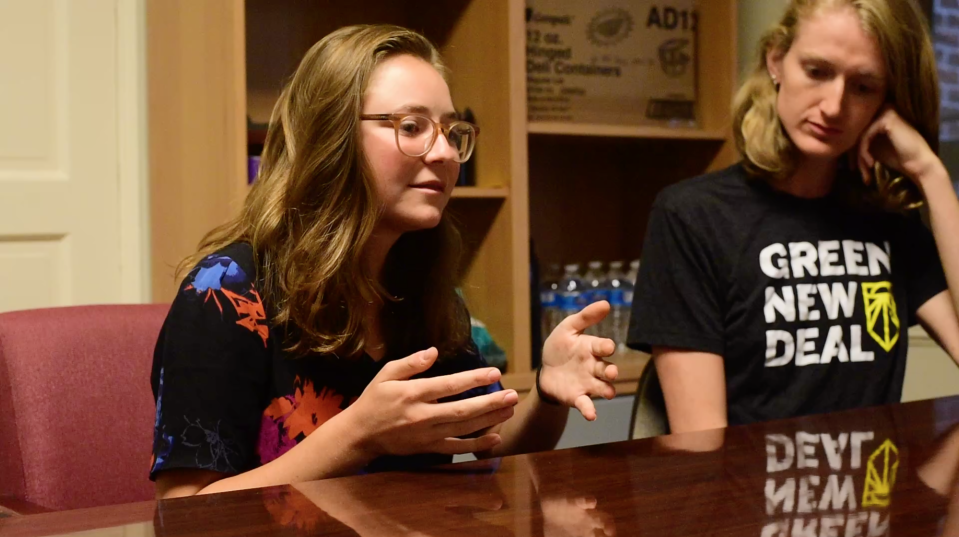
[526,1,698,127]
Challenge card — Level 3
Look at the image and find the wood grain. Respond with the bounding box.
[3,397,957,537]
[147,0,248,301]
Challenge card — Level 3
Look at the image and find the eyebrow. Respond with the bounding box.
[395,104,458,120]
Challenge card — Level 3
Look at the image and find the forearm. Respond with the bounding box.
[921,166,959,320]
[917,427,959,495]
[198,408,374,495]
[479,387,568,458]
[654,349,728,435]
[293,482,401,536]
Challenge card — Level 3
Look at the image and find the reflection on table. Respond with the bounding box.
[1,396,957,537]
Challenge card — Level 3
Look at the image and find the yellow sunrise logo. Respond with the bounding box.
[862,282,900,352]
[862,439,899,508]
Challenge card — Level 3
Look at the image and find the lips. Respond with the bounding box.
[411,181,446,194]
[807,121,842,137]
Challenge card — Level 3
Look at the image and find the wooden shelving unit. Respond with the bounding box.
[451,187,509,199]
[527,122,728,141]
[147,0,738,395]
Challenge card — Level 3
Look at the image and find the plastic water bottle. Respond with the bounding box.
[627,259,641,286]
[621,259,641,351]
[558,264,587,324]
[607,261,631,350]
[539,263,561,345]
[583,261,610,337]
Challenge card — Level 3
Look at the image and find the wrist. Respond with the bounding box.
[912,156,949,193]
[334,405,382,462]
[535,366,563,406]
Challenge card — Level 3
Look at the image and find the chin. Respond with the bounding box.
[391,210,444,234]
[792,135,849,162]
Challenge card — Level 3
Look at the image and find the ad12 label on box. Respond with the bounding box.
[526,1,698,127]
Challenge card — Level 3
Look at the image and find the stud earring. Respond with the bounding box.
[771,75,780,91]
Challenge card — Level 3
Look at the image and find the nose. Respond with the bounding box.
[424,129,460,163]
[820,78,845,120]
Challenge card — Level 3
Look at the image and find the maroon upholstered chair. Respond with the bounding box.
[0,304,169,512]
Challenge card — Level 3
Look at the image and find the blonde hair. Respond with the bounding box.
[179,25,469,358]
[733,0,939,211]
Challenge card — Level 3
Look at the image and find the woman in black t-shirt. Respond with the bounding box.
[629,0,959,430]
[151,25,620,498]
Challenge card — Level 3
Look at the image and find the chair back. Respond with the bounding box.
[0,304,168,510]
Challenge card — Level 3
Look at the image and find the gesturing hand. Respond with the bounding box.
[539,301,619,421]
[347,347,519,458]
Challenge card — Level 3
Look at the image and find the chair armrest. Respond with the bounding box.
[0,496,52,516]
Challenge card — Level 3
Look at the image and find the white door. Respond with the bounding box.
[0,0,147,313]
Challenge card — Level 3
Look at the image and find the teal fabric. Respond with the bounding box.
[470,318,507,372]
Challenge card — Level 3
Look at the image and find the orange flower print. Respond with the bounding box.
[222,288,269,347]
[185,254,270,347]
[283,378,345,440]
[263,396,294,422]
[262,376,345,441]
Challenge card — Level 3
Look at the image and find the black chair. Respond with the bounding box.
[628,357,669,440]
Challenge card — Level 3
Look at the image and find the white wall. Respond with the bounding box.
[738,0,789,82]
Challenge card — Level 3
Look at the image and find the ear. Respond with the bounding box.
[765,46,784,83]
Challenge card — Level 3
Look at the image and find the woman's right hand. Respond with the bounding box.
[346,347,518,458]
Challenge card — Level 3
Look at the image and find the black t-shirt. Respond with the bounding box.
[149,242,501,480]
[628,164,947,426]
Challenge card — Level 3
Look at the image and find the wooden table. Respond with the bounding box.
[3,396,958,537]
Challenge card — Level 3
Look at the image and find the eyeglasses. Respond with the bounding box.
[359,113,479,163]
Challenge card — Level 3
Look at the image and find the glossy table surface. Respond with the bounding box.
[2,396,958,537]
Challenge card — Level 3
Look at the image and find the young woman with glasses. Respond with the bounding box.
[150,25,620,498]
[629,0,959,435]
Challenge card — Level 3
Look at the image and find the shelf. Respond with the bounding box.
[501,349,650,396]
[451,187,509,199]
[527,122,727,141]
[248,128,267,146]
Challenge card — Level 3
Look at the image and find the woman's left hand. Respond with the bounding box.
[538,301,619,421]
[858,106,944,190]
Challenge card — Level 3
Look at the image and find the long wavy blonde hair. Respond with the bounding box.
[733,0,939,211]
[179,25,469,359]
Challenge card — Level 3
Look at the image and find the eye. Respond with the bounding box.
[397,116,431,137]
[398,120,422,136]
[852,79,881,95]
[805,66,830,80]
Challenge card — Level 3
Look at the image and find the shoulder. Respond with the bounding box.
[172,242,271,347]
[653,163,755,216]
[649,163,759,237]
[182,242,259,295]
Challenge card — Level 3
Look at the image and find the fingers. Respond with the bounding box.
[859,118,887,182]
[590,377,617,400]
[574,394,597,421]
[428,389,518,424]
[376,347,438,382]
[589,337,616,358]
[435,405,515,438]
[597,511,617,537]
[858,147,872,185]
[575,496,598,509]
[561,301,611,334]
[592,360,619,382]
[412,367,503,401]
[431,434,502,455]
